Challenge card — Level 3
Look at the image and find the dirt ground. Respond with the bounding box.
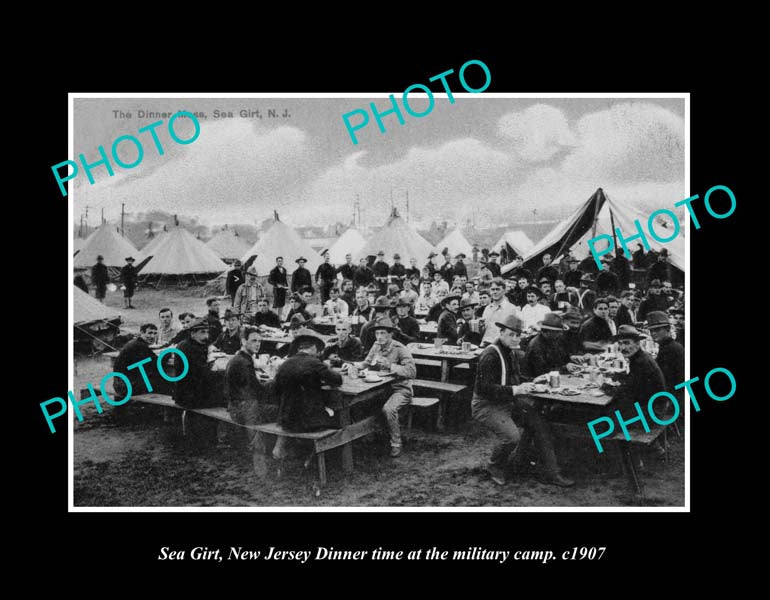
[73,286,685,508]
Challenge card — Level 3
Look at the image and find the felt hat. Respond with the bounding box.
[125,256,135,262]
[396,297,412,308]
[489,251,500,257]
[96,255,104,260]
[441,294,462,307]
[246,265,258,276]
[645,311,671,329]
[371,316,400,333]
[295,257,307,264]
[537,313,569,331]
[373,296,392,311]
[377,250,385,256]
[495,314,524,334]
[613,325,645,341]
[455,253,466,259]
[189,318,209,331]
[223,309,241,320]
[289,332,326,354]
[393,253,401,260]
[460,297,478,309]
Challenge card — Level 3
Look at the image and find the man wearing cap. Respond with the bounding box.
[638,279,668,321]
[252,298,282,329]
[453,253,468,279]
[359,296,394,354]
[353,257,375,289]
[322,318,363,364]
[336,253,356,283]
[577,274,597,314]
[472,315,574,487]
[646,249,671,287]
[616,291,637,327]
[204,297,223,342]
[561,306,585,355]
[226,260,245,306]
[405,257,421,283]
[480,278,519,346]
[579,297,614,352]
[175,318,219,450]
[550,279,579,311]
[315,250,337,304]
[120,256,138,309]
[268,257,289,310]
[372,251,390,295]
[424,252,438,279]
[392,297,420,344]
[457,298,482,346]
[91,255,110,302]
[274,332,342,434]
[355,318,416,457]
[487,252,502,277]
[214,309,243,355]
[646,311,684,411]
[113,323,164,400]
[291,257,313,295]
[524,313,574,378]
[519,287,551,331]
[536,254,559,284]
[389,253,407,289]
[596,256,620,296]
[234,266,264,323]
[563,256,583,289]
[436,293,462,345]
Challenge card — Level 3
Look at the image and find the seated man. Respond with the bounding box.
[646,311,684,418]
[354,318,416,457]
[456,298,482,346]
[252,298,282,329]
[301,288,323,319]
[113,323,165,398]
[156,307,180,346]
[436,293,462,345]
[359,296,395,355]
[579,297,614,352]
[399,278,419,310]
[170,312,196,345]
[392,298,420,345]
[414,281,436,315]
[524,313,577,378]
[519,287,551,331]
[214,309,243,355]
[321,318,363,364]
[560,305,585,356]
[323,286,350,317]
[204,297,223,342]
[550,279,578,311]
[174,319,219,449]
[283,293,313,323]
[472,315,574,487]
[350,291,375,334]
[427,288,449,322]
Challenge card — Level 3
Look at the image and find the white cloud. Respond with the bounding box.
[497,104,576,162]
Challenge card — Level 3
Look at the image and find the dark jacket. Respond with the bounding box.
[91,263,110,289]
[372,261,390,282]
[337,263,356,282]
[427,302,444,323]
[615,304,636,327]
[646,261,671,286]
[121,264,137,286]
[610,349,666,414]
[424,261,437,279]
[508,266,532,282]
[389,263,406,285]
[291,267,312,293]
[214,328,242,355]
[638,294,669,321]
[285,307,313,324]
[275,353,342,432]
[564,269,583,288]
[252,310,281,329]
[550,291,579,310]
[458,321,482,346]
[562,329,583,356]
[537,265,559,283]
[655,337,685,402]
[224,349,275,425]
[453,260,468,279]
[321,336,363,363]
[437,309,460,344]
[353,265,375,288]
[579,315,613,349]
[405,266,420,282]
[438,262,454,282]
[611,254,631,289]
[205,311,223,342]
[226,268,244,299]
[486,262,501,277]
[267,266,288,288]
[316,263,337,285]
[473,340,523,405]
[173,338,215,409]
[524,333,570,378]
[596,270,619,295]
[577,288,596,313]
[113,337,161,399]
[74,275,89,294]
[393,314,420,345]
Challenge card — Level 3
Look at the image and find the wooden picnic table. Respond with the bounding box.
[527,374,614,408]
[417,321,437,341]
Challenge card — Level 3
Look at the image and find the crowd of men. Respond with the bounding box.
[108,245,685,487]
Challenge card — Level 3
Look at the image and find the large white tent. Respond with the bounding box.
[358,208,434,263]
[328,227,366,264]
[140,227,228,275]
[206,229,251,261]
[74,286,121,326]
[434,227,473,257]
[140,231,169,255]
[73,223,144,268]
[493,230,534,258]
[241,214,322,274]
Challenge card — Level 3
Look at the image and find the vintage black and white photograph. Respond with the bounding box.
[69,94,687,509]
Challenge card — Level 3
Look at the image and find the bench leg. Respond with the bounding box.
[407,406,414,432]
[251,432,268,478]
[620,443,644,496]
[339,408,354,473]
[181,410,188,437]
[317,452,327,487]
[436,397,446,432]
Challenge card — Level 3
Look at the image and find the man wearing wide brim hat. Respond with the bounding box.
[453,252,468,279]
[577,273,597,313]
[645,311,684,410]
[472,314,574,487]
[290,256,313,296]
[457,297,482,346]
[359,296,396,355]
[353,317,416,458]
[234,265,265,323]
[437,293,462,345]
[607,324,666,414]
[524,313,576,379]
[121,255,138,309]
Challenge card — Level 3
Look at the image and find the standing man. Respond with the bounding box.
[204,297,223,342]
[234,266,264,324]
[121,256,138,309]
[91,255,109,303]
[596,256,619,296]
[480,278,519,346]
[336,253,356,282]
[226,260,245,306]
[353,257,375,290]
[424,251,438,279]
[563,256,583,289]
[291,257,313,295]
[405,257,421,282]
[472,315,574,487]
[536,254,559,283]
[453,253,468,280]
[439,252,454,283]
[315,250,337,304]
[355,318,416,457]
[389,253,406,289]
[268,257,289,310]
[612,248,631,290]
[437,293,462,345]
[372,251,391,296]
[486,251,502,277]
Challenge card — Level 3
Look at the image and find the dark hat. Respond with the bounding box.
[289,313,308,328]
[393,253,401,260]
[441,294,462,307]
[428,251,437,259]
[525,286,543,298]
[233,259,242,266]
[377,250,385,256]
[455,253,466,259]
[223,309,241,320]
[295,256,307,263]
[645,311,671,329]
[289,292,304,303]
[669,306,685,315]
[96,255,104,260]
[125,256,135,262]
[495,314,524,334]
[538,277,551,284]
[372,316,399,333]
[659,248,669,257]
[613,325,645,341]
[489,251,500,257]
[561,305,583,321]
[580,273,594,283]
[460,297,478,309]
[567,256,580,263]
[189,318,209,331]
[246,265,258,276]
[649,279,662,288]
[373,296,392,311]
[396,297,412,308]
[290,332,326,353]
[537,313,569,331]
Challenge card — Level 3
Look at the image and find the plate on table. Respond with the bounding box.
[559,388,582,396]
[363,375,383,383]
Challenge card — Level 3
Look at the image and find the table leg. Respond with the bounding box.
[337,394,354,473]
[436,360,451,431]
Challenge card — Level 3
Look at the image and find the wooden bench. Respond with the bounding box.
[412,379,468,430]
[406,397,440,432]
[414,358,471,371]
[549,422,669,495]
[128,393,379,488]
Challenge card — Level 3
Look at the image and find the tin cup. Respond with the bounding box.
[549,371,560,388]
[461,341,472,352]
[469,319,479,333]
[348,364,358,379]
[434,337,446,350]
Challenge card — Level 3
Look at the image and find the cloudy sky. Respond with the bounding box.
[72,95,685,231]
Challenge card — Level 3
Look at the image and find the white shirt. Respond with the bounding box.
[433,280,449,294]
[323,298,349,317]
[481,298,519,345]
[519,302,551,330]
[415,293,436,314]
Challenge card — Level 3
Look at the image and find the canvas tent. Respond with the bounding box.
[73,223,144,268]
[357,208,434,263]
[502,188,685,275]
[206,229,250,261]
[241,213,322,274]
[139,227,228,276]
[434,227,473,258]
[74,286,121,326]
[328,227,366,264]
[73,237,85,256]
[140,230,169,255]
[493,230,534,259]
[73,285,122,352]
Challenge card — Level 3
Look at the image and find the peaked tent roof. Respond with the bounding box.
[240,215,322,274]
[493,230,534,258]
[140,227,228,275]
[358,208,434,263]
[328,227,366,264]
[74,286,121,326]
[434,227,474,257]
[206,229,251,260]
[73,223,144,268]
[73,238,85,255]
[503,188,684,275]
[140,231,169,255]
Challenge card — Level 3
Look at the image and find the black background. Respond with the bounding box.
[27,36,750,586]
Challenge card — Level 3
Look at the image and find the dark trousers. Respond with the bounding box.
[273,286,286,309]
[319,282,334,304]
